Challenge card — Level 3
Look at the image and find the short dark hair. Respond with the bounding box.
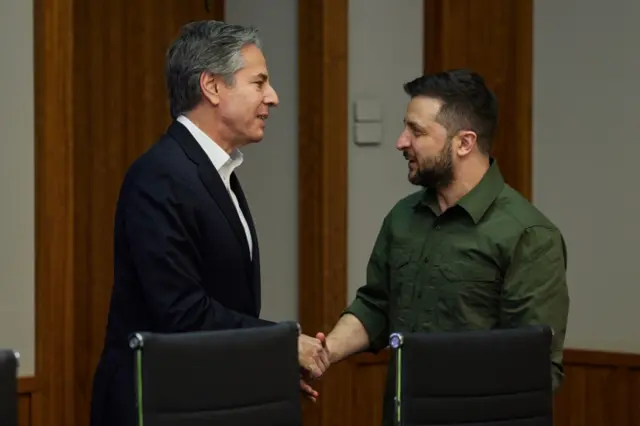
[403,69,498,154]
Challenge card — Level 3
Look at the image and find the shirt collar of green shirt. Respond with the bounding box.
[414,157,505,224]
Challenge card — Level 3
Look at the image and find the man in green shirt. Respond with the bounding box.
[318,69,569,424]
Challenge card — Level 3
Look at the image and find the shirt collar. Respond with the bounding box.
[176,115,243,179]
[415,158,505,224]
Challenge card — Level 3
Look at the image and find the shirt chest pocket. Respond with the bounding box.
[388,245,417,309]
[437,260,502,312]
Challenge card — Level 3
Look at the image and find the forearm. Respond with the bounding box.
[325,313,370,364]
[167,295,276,331]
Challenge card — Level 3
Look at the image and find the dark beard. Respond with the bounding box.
[409,140,454,189]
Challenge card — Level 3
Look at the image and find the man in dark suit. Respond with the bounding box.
[89,20,329,426]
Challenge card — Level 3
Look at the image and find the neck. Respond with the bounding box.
[184,107,236,154]
[436,155,490,212]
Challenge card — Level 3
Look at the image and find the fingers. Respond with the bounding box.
[298,333,332,379]
[300,378,318,403]
[304,361,323,378]
[314,332,330,372]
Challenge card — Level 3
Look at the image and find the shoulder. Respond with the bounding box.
[491,184,561,232]
[125,134,192,181]
[119,134,200,202]
[489,184,566,261]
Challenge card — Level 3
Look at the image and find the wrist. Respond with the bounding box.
[325,335,341,365]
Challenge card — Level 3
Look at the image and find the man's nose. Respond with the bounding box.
[265,84,279,107]
[396,130,410,150]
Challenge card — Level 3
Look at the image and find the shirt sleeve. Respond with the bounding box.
[342,216,392,352]
[500,225,570,392]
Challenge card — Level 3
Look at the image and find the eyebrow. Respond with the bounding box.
[404,118,426,133]
[254,72,269,82]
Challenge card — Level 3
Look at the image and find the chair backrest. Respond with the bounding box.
[0,350,18,426]
[130,321,302,426]
[389,325,553,426]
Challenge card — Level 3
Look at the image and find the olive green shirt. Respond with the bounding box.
[343,160,569,424]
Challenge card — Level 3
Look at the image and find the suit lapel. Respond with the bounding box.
[168,122,251,260]
[231,174,260,312]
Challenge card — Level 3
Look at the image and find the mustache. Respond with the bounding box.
[403,151,415,161]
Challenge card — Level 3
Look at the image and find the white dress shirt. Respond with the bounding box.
[177,115,253,259]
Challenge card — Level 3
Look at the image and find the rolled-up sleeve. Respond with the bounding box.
[500,225,570,391]
[342,216,391,352]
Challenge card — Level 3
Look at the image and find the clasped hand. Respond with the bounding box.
[298,332,330,402]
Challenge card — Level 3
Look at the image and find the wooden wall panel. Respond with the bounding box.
[34,2,224,426]
[34,0,76,423]
[424,0,532,199]
[297,1,349,426]
[553,351,640,426]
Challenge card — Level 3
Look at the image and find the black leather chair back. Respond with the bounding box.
[130,322,302,426]
[390,326,554,426]
[0,350,18,426]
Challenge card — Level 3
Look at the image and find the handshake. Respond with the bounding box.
[297,331,331,402]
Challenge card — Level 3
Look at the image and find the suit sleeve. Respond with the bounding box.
[123,174,274,332]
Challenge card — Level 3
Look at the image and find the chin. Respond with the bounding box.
[407,171,421,186]
[248,129,264,142]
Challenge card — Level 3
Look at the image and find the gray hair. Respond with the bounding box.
[165,20,262,119]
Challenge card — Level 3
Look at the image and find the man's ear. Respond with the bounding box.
[455,130,478,157]
[200,72,220,106]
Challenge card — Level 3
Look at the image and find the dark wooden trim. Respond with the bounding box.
[512,0,533,200]
[18,376,40,426]
[18,377,40,395]
[350,348,640,368]
[214,0,225,21]
[297,0,349,425]
[423,0,443,75]
[563,348,640,368]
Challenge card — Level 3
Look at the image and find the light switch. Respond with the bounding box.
[354,100,382,122]
[354,122,382,145]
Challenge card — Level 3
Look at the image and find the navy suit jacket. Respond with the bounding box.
[90,121,274,426]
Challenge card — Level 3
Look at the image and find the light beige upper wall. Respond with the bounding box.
[225,0,299,322]
[347,0,425,303]
[532,0,639,352]
[0,0,35,376]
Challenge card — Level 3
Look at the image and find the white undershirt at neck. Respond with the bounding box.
[177,115,253,259]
